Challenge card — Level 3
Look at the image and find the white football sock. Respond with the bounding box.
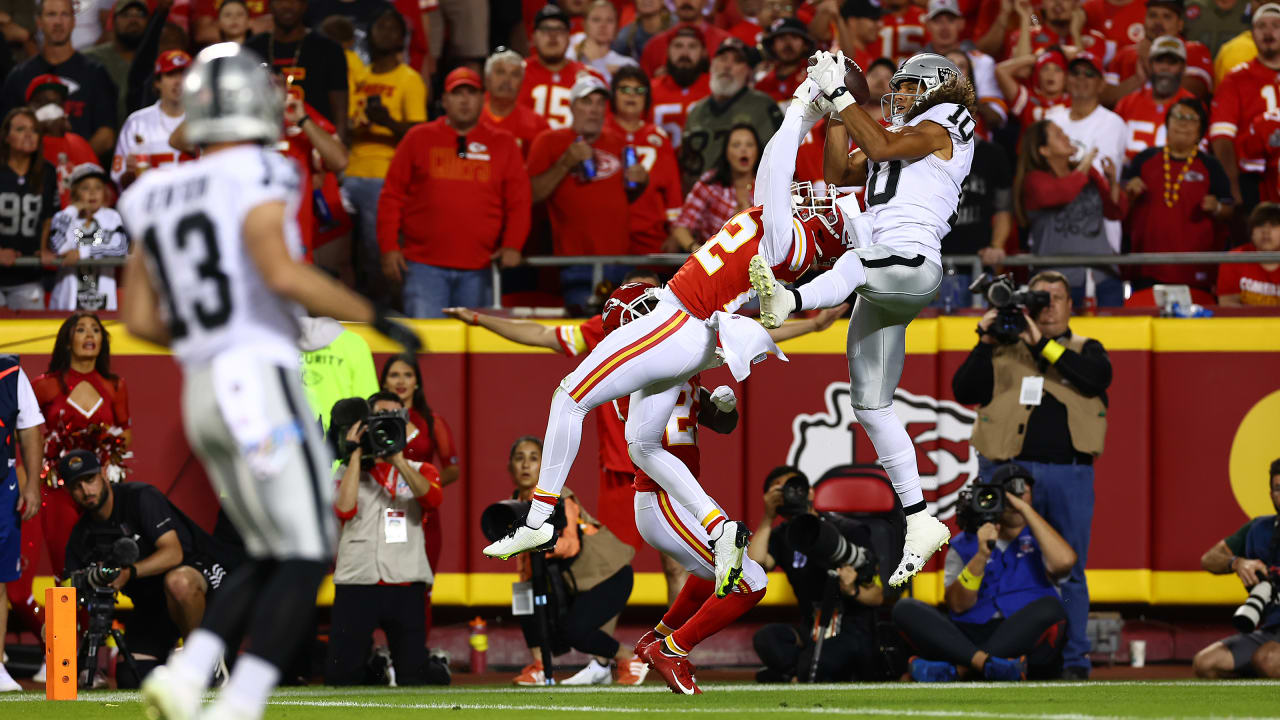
[854,406,924,510]
[171,629,224,690]
[526,389,590,528]
[218,653,279,719]
[798,248,867,310]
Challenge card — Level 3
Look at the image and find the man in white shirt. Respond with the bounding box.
[111,49,194,190]
[1045,51,1127,252]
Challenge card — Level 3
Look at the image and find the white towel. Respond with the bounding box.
[710,311,787,382]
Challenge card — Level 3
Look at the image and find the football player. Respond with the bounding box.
[482,74,854,600]
[122,44,418,720]
[751,51,975,587]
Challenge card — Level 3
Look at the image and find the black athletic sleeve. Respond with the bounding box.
[133,485,188,554]
[951,342,996,406]
[1042,338,1112,398]
[1202,154,1233,203]
[125,3,169,114]
[1123,147,1159,182]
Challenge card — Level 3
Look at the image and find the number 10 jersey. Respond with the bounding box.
[862,102,975,267]
[119,145,307,369]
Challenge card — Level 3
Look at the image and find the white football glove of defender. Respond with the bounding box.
[791,77,828,126]
[709,385,737,413]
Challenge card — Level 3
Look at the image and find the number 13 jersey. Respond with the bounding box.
[863,102,975,266]
[119,145,306,369]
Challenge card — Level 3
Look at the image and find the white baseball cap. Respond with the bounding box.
[925,0,962,20]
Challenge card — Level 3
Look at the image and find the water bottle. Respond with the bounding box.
[623,145,638,190]
[313,187,335,231]
[578,136,596,180]
[468,616,488,673]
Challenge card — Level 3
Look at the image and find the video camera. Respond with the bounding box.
[66,535,140,686]
[1233,568,1280,633]
[785,514,878,586]
[329,397,409,461]
[969,273,1051,345]
[955,465,1033,535]
[778,474,813,519]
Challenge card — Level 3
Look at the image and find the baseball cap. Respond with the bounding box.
[1068,50,1104,76]
[569,73,609,103]
[58,449,101,485]
[1033,48,1067,83]
[532,3,571,30]
[764,17,813,45]
[714,36,759,66]
[991,462,1036,488]
[840,0,882,19]
[925,0,962,20]
[155,49,192,76]
[671,24,706,46]
[114,0,147,14]
[444,67,483,93]
[25,73,67,102]
[1149,35,1187,61]
[69,162,108,187]
[1255,2,1280,23]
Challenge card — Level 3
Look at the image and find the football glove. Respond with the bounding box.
[372,308,422,354]
[709,385,737,413]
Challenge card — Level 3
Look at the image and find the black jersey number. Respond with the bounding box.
[947,105,975,142]
[143,212,231,340]
[866,160,903,206]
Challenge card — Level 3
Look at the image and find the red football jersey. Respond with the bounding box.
[619,376,702,492]
[482,99,549,159]
[1240,110,1280,203]
[1083,0,1148,47]
[1107,40,1213,90]
[1114,85,1196,159]
[526,128,631,256]
[518,56,604,130]
[1000,25,1113,66]
[650,73,711,148]
[667,206,818,320]
[555,315,633,474]
[756,65,807,106]
[1210,58,1280,173]
[605,117,684,253]
[868,5,927,66]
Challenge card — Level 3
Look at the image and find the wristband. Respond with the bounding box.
[958,566,982,590]
[1040,339,1066,364]
[830,87,854,113]
[126,564,137,582]
[471,311,479,326]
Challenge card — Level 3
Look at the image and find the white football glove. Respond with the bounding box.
[807,50,844,97]
[791,77,827,126]
[709,385,737,413]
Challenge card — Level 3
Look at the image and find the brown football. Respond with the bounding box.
[807,55,871,106]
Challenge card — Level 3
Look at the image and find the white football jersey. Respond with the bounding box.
[119,145,306,369]
[862,102,975,266]
[111,103,192,187]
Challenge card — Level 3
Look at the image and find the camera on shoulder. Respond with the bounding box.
[969,273,1051,345]
[329,396,409,461]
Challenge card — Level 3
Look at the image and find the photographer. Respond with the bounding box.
[325,392,445,686]
[1193,460,1280,679]
[749,467,884,683]
[62,450,237,686]
[893,465,1074,682]
[952,269,1111,680]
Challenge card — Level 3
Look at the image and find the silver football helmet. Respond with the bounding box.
[183,42,281,147]
[881,52,961,127]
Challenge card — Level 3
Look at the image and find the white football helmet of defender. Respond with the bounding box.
[791,181,862,266]
[881,52,961,127]
[183,42,282,146]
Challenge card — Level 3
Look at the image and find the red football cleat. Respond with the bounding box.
[634,630,660,667]
[649,649,702,695]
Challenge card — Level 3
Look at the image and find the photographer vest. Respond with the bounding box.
[950,527,1060,625]
[560,488,635,592]
[333,463,434,586]
[970,334,1107,462]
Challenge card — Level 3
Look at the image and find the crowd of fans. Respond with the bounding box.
[0,0,1278,317]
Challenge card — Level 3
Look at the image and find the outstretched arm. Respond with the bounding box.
[756,98,818,267]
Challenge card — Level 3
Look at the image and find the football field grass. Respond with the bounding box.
[4,681,1280,719]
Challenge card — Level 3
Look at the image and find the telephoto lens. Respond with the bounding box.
[1232,580,1275,633]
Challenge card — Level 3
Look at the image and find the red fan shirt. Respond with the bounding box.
[1107,40,1213,90]
[518,55,604,130]
[999,25,1113,66]
[482,98,550,159]
[527,127,631,256]
[869,5,927,66]
[756,64,808,106]
[1009,86,1069,128]
[605,117,684,253]
[1216,245,1280,306]
[1114,85,1196,159]
[1210,58,1280,173]
[1240,110,1280,203]
[650,72,711,148]
[1083,0,1148,47]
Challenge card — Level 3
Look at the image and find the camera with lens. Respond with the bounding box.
[361,408,407,458]
[1233,569,1280,633]
[785,514,878,585]
[480,498,568,545]
[778,474,813,519]
[66,535,140,673]
[969,273,1051,345]
[956,467,1032,535]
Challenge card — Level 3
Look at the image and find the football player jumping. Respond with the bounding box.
[750,51,977,587]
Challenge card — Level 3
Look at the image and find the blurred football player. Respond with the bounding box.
[121,44,418,720]
[750,51,976,587]
[483,73,854,600]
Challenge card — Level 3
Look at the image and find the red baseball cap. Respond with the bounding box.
[1068,51,1104,77]
[444,67,482,93]
[25,73,67,102]
[155,49,192,76]
[1033,49,1067,84]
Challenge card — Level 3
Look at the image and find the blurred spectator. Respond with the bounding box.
[2,0,118,156]
[725,0,771,45]
[1123,98,1232,291]
[304,0,398,66]
[936,132,1014,309]
[1045,52,1127,254]
[84,0,150,128]
[520,4,604,130]
[426,0,487,70]
[997,48,1070,131]
[0,350,41,693]
[640,0,731,76]
[568,0,638,82]
[247,0,348,132]
[865,57,897,102]
[528,75,636,308]
[1114,36,1196,159]
[1218,202,1280,305]
[613,0,672,60]
[216,0,251,44]
[1014,120,1128,306]
[27,75,97,208]
[379,68,529,317]
[1209,5,1280,208]
[327,392,443,687]
[345,7,426,305]
[0,108,55,309]
[1242,108,1280,204]
[755,18,814,105]
[1082,0,1147,48]
[71,0,111,50]
[866,0,927,65]
[996,0,1110,63]
[650,25,710,147]
[318,14,366,97]
[606,66,683,254]
[111,50,192,191]
[1104,0,1213,102]
[298,316,379,431]
[1186,0,1249,56]
[680,37,781,186]
[924,0,1006,130]
[842,0,887,70]
[47,163,128,311]
[482,49,549,157]
[799,0,844,46]
[672,123,760,251]
[276,87,350,267]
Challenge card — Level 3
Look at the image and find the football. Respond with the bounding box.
[808,54,871,106]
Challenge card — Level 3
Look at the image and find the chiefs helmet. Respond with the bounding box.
[792,181,850,268]
[601,281,660,336]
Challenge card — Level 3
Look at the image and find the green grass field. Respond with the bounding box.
[3,681,1280,719]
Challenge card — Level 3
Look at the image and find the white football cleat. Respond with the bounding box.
[890,512,952,587]
[483,522,555,559]
[748,256,794,329]
[710,520,749,598]
[141,665,205,720]
[560,658,612,686]
[0,664,21,692]
[31,661,45,684]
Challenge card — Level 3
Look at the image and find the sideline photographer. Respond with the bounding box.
[325,392,446,686]
[952,270,1111,680]
[893,464,1074,682]
[748,467,884,683]
[62,450,238,686]
[1193,460,1280,679]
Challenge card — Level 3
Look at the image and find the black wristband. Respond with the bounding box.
[296,115,309,129]
[789,288,804,310]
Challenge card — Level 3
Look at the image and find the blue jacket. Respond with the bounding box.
[0,354,20,471]
[951,526,1060,624]
[1243,515,1280,630]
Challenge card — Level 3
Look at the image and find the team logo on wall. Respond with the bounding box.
[786,383,978,520]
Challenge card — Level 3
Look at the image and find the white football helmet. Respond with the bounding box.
[881,52,961,127]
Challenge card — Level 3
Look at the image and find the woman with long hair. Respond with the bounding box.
[1014,120,1129,306]
[671,123,762,251]
[0,107,56,309]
